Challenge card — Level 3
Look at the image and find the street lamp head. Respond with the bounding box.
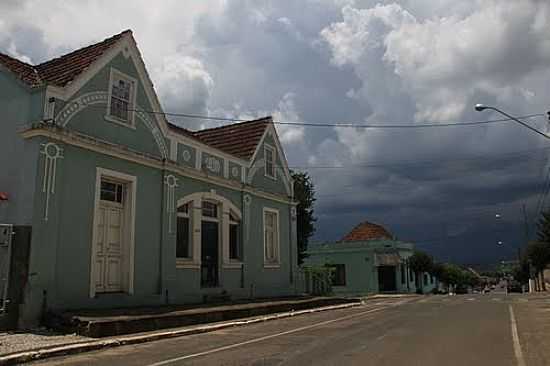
[475,104,489,112]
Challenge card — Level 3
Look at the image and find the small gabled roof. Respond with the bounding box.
[168,117,271,160]
[341,221,393,242]
[0,30,130,88]
[190,117,271,160]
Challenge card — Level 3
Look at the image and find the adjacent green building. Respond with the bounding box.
[305,221,437,295]
[0,30,298,327]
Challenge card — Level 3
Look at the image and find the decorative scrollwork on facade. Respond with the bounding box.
[182,149,191,162]
[204,156,221,174]
[40,142,64,221]
[56,91,168,159]
[164,174,178,233]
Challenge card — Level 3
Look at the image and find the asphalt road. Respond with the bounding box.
[33,294,550,366]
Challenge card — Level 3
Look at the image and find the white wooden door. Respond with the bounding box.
[94,193,125,293]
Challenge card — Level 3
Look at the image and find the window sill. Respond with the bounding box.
[176,259,200,269]
[104,115,136,130]
[263,263,281,269]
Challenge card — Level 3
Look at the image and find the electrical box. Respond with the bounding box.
[0,225,12,247]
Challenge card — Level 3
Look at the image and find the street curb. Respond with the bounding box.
[0,301,364,365]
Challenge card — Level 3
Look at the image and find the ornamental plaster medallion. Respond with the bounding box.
[231,167,240,178]
[41,142,64,221]
[182,150,191,162]
[164,175,178,233]
[205,157,221,173]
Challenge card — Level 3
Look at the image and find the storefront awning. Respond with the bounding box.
[375,253,401,266]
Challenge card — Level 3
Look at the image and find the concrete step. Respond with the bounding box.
[46,297,359,338]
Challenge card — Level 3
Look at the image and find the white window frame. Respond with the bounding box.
[105,68,138,129]
[263,207,280,268]
[201,200,220,222]
[89,167,137,298]
[177,192,243,271]
[228,210,242,263]
[176,203,192,260]
[264,144,276,180]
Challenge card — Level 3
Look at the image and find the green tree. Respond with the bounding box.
[408,250,434,293]
[292,171,317,265]
[525,241,550,291]
[436,264,479,293]
[512,257,530,285]
[537,210,550,244]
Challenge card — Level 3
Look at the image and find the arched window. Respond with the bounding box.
[175,192,243,270]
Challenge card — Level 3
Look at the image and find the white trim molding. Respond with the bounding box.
[21,127,295,205]
[176,192,243,270]
[89,167,137,298]
[40,142,64,221]
[264,144,276,180]
[165,174,178,233]
[263,207,281,268]
[105,67,138,129]
[54,91,169,159]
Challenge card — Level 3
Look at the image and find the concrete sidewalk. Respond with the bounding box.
[0,299,366,365]
[47,296,358,338]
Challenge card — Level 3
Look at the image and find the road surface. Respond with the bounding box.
[33,294,550,366]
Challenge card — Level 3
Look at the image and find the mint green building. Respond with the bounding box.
[0,30,297,327]
[305,222,437,295]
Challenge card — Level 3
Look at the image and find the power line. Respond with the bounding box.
[84,105,545,129]
[289,145,550,170]
[314,158,550,199]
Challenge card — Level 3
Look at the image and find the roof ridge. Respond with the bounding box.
[192,116,272,135]
[36,29,131,68]
[0,51,34,67]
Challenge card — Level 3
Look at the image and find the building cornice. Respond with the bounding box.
[20,125,294,205]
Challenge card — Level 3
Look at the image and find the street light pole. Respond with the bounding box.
[474,104,550,140]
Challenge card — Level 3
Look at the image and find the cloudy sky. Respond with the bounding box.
[2,0,550,264]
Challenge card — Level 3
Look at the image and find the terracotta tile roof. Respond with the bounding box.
[0,30,130,88]
[0,53,41,87]
[176,117,271,160]
[341,221,393,242]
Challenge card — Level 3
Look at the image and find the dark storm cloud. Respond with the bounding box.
[2,0,550,264]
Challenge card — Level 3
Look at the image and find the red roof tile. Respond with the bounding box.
[0,53,41,87]
[0,30,130,88]
[341,221,393,242]
[186,117,270,160]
